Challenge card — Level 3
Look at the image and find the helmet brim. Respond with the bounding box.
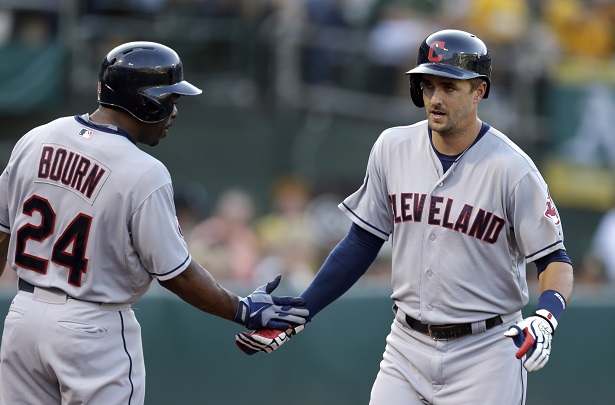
[405,63,482,80]
[144,80,203,98]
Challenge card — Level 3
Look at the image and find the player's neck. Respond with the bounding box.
[90,107,139,138]
[431,118,482,156]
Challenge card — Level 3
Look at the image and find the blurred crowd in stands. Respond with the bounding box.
[3,0,615,89]
[176,176,393,291]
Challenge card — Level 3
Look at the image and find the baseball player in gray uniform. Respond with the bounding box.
[0,41,309,405]
[235,30,574,404]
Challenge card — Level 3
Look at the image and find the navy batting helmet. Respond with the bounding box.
[98,41,202,123]
[406,29,491,108]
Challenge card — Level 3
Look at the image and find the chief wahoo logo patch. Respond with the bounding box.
[544,192,560,225]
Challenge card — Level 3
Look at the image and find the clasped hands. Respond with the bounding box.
[234,275,307,355]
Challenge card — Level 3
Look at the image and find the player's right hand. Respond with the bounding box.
[234,275,309,330]
[504,310,557,372]
[235,324,304,355]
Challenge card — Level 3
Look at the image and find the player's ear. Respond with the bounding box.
[473,81,487,103]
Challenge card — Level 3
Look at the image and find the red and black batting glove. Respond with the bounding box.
[235,324,305,355]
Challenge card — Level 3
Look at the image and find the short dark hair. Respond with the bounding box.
[468,77,487,92]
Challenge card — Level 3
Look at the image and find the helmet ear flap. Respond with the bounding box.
[140,93,173,119]
[409,74,424,108]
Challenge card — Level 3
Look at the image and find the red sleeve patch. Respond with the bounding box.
[544,193,560,226]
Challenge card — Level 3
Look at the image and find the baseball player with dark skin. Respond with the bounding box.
[236,30,574,404]
[0,41,308,405]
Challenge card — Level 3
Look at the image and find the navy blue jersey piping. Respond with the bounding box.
[150,255,191,277]
[74,115,136,144]
[526,240,563,259]
[340,202,389,238]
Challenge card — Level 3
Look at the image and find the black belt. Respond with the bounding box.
[18,278,35,293]
[404,313,502,340]
[18,278,65,296]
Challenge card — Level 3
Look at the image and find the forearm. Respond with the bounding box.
[159,258,238,321]
[163,260,309,331]
[0,231,9,278]
[531,260,574,324]
[538,261,574,303]
[300,254,363,317]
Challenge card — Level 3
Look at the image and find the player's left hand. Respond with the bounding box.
[234,275,309,330]
[504,310,557,372]
[235,324,304,355]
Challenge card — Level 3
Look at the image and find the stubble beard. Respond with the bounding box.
[428,103,473,141]
[428,118,462,141]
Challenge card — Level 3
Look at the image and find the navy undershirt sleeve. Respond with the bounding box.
[534,249,572,276]
[300,223,385,320]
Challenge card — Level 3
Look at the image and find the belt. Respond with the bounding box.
[18,278,36,293]
[17,278,131,311]
[404,312,502,340]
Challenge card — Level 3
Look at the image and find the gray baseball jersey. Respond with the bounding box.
[0,114,191,404]
[0,114,191,303]
[340,120,565,324]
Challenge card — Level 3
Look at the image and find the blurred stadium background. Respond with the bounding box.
[0,1,614,404]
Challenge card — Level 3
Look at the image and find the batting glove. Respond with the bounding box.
[235,324,305,355]
[504,309,558,372]
[234,275,309,330]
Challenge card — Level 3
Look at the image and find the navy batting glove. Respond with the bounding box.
[234,275,309,330]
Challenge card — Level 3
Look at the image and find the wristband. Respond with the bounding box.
[535,289,566,320]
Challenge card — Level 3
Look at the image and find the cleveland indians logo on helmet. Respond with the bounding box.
[544,193,560,225]
[428,41,447,62]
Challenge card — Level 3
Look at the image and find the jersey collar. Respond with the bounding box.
[429,121,491,173]
[74,114,137,144]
